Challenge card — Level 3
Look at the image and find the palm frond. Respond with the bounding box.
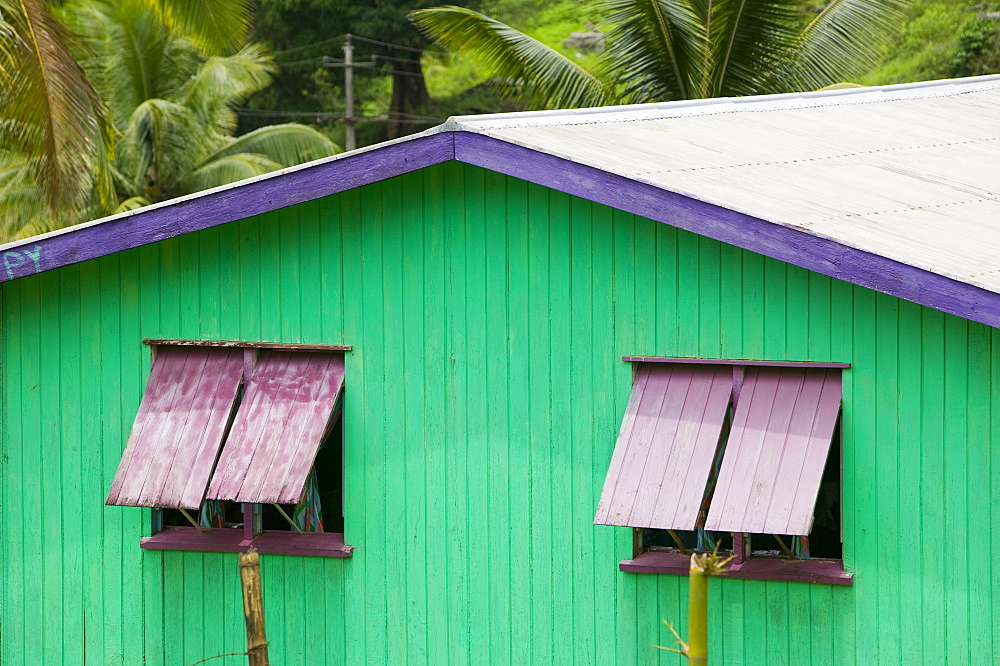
[150,0,250,55]
[61,0,197,124]
[707,0,802,97]
[785,0,906,92]
[0,153,55,239]
[181,153,284,194]
[411,6,613,109]
[202,124,339,167]
[114,195,151,213]
[601,0,707,102]
[182,43,276,133]
[118,97,199,199]
[0,0,107,217]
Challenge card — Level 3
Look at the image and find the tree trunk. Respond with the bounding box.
[387,51,429,140]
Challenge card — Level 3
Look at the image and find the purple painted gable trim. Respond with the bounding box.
[453,132,1000,330]
[0,132,454,283]
[3,127,999,329]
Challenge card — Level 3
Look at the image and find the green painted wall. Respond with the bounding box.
[2,161,998,665]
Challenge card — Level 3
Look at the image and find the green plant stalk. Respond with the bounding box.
[687,554,709,665]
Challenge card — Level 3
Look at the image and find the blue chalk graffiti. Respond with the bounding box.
[3,245,43,279]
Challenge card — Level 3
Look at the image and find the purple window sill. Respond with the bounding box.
[620,550,853,585]
[140,526,353,558]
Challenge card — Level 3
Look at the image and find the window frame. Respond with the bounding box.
[134,339,353,558]
[613,356,852,585]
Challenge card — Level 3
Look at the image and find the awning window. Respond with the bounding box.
[106,347,244,509]
[705,367,842,535]
[206,351,346,504]
[107,346,345,510]
[596,362,842,536]
[594,364,734,530]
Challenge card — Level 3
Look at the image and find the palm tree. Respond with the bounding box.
[66,2,337,212]
[0,0,254,234]
[0,0,337,239]
[410,0,906,110]
[0,0,112,229]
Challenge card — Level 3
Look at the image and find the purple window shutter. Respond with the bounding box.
[206,351,345,504]
[704,367,841,535]
[106,347,244,509]
[594,364,733,530]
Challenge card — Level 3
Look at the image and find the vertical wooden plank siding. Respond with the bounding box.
[2,162,1000,664]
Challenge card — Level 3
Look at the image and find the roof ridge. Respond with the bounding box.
[450,74,1000,131]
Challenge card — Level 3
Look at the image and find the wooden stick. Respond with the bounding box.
[238,548,270,666]
[272,503,304,534]
[667,529,689,554]
[179,508,208,533]
[773,534,797,559]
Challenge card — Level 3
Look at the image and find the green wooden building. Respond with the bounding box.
[3,76,1000,664]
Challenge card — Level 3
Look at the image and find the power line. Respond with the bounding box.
[385,110,443,121]
[236,108,442,125]
[270,35,347,56]
[369,53,423,65]
[276,55,422,77]
[350,34,425,53]
[273,34,426,60]
[273,57,325,67]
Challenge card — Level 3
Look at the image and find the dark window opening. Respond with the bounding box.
[640,528,733,555]
[155,392,345,537]
[314,414,344,533]
[747,533,807,558]
[805,420,842,559]
[160,501,244,530]
[261,502,300,531]
[636,418,842,562]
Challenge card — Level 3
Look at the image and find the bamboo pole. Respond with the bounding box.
[686,554,710,666]
[657,547,734,663]
[238,548,270,666]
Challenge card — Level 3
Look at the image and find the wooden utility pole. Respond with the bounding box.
[238,548,270,666]
[343,34,356,151]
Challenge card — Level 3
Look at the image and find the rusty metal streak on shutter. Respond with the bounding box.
[705,367,841,535]
[105,347,244,509]
[206,351,345,504]
[594,364,732,530]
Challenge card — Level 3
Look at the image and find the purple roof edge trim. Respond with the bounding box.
[2,127,998,329]
[454,132,1000,330]
[0,131,454,283]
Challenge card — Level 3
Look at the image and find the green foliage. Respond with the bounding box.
[862,1,1000,85]
[74,2,339,209]
[0,0,337,240]
[0,0,111,227]
[147,0,252,55]
[423,0,602,99]
[415,6,611,107]
[948,10,1000,78]
[247,0,460,142]
[413,0,906,109]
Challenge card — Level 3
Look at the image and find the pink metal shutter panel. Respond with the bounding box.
[106,347,244,509]
[594,364,733,530]
[704,367,842,535]
[206,351,345,504]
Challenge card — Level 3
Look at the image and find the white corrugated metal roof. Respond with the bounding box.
[451,75,1000,295]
